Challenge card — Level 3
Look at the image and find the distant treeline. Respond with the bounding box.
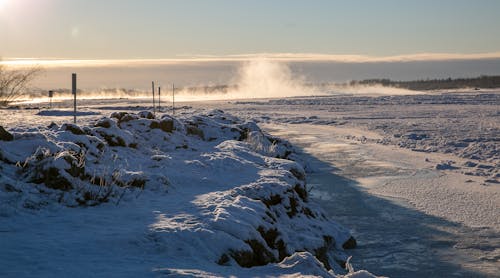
[347,75,500,90]
[181,84,235,94]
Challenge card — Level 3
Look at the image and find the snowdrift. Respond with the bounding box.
[0,110,364,277]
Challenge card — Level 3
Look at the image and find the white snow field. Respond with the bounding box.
[1,89,499,277]
[0,108,372,277]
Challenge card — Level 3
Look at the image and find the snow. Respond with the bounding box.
[1,89,499,277]
[228,92,498,276]
[0,109,363,277]
[238,92,499,183]
[264,123,500,274]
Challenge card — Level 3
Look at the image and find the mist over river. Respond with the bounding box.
[12,58,500,91]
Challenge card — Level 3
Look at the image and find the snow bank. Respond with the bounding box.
[0,110,367,276]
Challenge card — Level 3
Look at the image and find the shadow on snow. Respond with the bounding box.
[297,147,493,278]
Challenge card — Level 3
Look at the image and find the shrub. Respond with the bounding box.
[0,63,42,106]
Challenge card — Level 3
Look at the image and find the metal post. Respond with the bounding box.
[72,73,77,124]
[152,81,155,115]
[172,83,175,116]
[48,90,53,109]
[158,86,161,112]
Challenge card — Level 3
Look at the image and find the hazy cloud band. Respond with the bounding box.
[3,52,500,68]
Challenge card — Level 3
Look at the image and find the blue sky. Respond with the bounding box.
[1,0,500,59]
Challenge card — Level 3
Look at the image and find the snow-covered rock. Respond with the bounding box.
[0,110,362,276]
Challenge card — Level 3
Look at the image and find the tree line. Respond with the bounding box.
[347,75,500,90]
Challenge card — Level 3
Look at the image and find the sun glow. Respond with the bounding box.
[0,0,8,10]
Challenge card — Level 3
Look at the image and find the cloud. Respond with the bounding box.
[229,52,500,63]
[2,52,500,68]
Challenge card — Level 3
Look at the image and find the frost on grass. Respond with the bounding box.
[0,109,362,276]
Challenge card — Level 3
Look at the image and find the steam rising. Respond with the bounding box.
[229,59,314,98]
[161,59,317,101]
[327,84,423,96]
[13,59,424,105]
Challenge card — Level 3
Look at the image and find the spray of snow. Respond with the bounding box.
[327,84,424,96]
[173,58,319,100]
[12,59,425,105]
[228,58,316,98]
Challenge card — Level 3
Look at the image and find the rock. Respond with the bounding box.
[161,115,185,132]
[484,179,499,184]
[216,254,230,266]
[290,168,306,182]
[293,184,308,201]
[110,111,128,120]
[149,120,160,129]
[138,111,155,119]
[186,124,204,139]
[159,119,174,133]
[436,163,458,170]
[342,236,357,249]
[0,126,14,141]
[262,194,282,207]
[94,118,113,128]
[404,133,428,140]
[32,166,73,191]
[463,161,478,167]
[47,122,59,129]
[477,164,494,170]
[118,177,146,188]
[314,236,335,270]
[257,226,287,260]
[119,114,138,123]
[2,183,21,193]
[62,123,85,135]
[229,239,276,268]
[96,131,126,147]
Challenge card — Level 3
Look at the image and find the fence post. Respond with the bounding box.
[48,90,53,109]
[72,73,77,124]
[152,81,156,115]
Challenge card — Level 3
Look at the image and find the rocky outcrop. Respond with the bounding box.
[0,126,14,141]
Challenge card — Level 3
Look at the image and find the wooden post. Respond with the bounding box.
[152,81,155,115]
[72,73,77,124]
[158,86,161,112]
[48,90,53,109]
[172,83,175,116]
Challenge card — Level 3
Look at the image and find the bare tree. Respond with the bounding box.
[0,62,42,106]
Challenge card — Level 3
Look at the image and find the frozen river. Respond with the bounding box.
[265,123,499,277]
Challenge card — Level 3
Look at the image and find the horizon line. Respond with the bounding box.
[2,52,500,68]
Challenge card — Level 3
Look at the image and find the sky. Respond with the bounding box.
[1,0,500,59]
[1,0,500,90]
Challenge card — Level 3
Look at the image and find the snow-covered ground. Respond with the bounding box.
[1,89,499,277]
[0,108,371,277]
[226,91,499,277]
[231,92,499,185]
